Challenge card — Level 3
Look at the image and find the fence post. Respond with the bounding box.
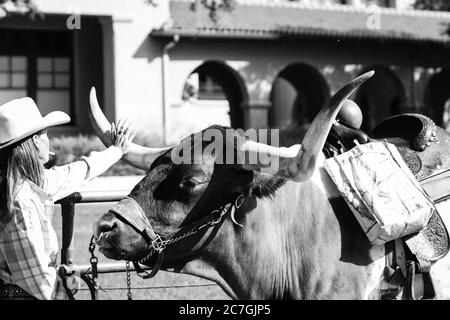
[60,193,81,265]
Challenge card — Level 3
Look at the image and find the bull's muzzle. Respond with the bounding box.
[93,213,118,247]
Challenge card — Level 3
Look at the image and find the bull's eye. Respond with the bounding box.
[179,177,206,192]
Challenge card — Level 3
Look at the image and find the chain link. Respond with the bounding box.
[125,261,133,300]
[162,202,232,248]
[88,235,99,299]
[131,194,244,279]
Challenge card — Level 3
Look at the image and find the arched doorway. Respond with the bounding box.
[354,66,406,132]
[180,61,246,132]
[269,63,330,130]
[424,69,450,130]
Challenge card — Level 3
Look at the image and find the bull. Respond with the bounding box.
[89,72,450,299]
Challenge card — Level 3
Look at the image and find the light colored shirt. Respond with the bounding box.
[0,146,123,299]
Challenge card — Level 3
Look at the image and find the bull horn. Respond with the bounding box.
[241,71,375,181]
[88,87,172,170]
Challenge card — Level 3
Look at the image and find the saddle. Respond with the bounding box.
[324,101,450,300]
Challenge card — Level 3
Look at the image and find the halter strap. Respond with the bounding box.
[108,193,245,279]
[108,197,157,244]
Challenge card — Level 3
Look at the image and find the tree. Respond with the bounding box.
[413,0,450,11]
[0,0,37,18]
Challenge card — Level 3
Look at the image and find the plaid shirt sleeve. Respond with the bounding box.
[0,200,68,300]
[44,146,123,201]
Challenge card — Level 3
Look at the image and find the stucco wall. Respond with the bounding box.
[32,0,171,142]
[27,1,450,145]
[166,37,450,137]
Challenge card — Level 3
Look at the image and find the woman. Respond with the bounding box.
[0,97,135,299]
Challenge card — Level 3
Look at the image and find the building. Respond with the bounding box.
[1,0,450,146]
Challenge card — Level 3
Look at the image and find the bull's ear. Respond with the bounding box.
[239,71,374,181]
[88,87,173,170]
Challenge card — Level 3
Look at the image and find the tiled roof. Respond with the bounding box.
[151,0,450,43]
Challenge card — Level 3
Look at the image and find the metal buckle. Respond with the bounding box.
[235,194,244,208]
[210,209,222,225]
[151,235,166,253]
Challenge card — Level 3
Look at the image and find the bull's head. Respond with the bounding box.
[90,72,374,268]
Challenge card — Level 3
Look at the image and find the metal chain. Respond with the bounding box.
[125,261,133,300]
[162,202,233,248]
[88,235,99,300]
[138,202,235,265]
[133,194,245,280]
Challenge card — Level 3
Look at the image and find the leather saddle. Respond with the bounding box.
[324,101,450,299]
[371,115,450,260]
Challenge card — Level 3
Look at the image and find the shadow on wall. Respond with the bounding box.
[354,66,406,132]
[133,36,165,62]
[278,123,310,147]
[168,60,248,142]
[269,63,330,130]
[425,68,450,128]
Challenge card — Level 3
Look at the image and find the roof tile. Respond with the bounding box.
[152,0,450,43]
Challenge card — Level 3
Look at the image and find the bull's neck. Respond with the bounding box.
[184,168,376,299]
[183,174,332,299]
[231,177,340,299]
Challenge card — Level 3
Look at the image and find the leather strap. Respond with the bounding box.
[108,194,244,279]
[109,197,156,244]
[132,251,165,279]
[395,238,407,277]
[381,238,434,300]
[402,261,435,300]
[382,239,406,299]
[420,169,450,203]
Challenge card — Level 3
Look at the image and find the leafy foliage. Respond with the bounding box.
[0,0,38,18]
[49,134,166,176]
[413,0,450,11]
[190,0,236,22]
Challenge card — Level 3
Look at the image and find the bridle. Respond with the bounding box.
[106,193,245,279]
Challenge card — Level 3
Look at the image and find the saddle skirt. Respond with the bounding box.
[376,120,450,264]
[325,114,450,263]
[324,111,450,299]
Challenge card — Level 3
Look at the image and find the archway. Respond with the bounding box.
[180,61,246,131]
[424,68,450,130]
[354,66,406,132]
[269,63,330,130]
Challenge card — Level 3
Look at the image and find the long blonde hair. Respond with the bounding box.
[0,135,44,224]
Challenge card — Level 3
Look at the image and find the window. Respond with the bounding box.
[0,56,28,105]
[198,74,226,100]
[37,57,70,89]
[36,57,71,115]
[0,29,73,121]
[0,56,27,88]
[362,0,396,7]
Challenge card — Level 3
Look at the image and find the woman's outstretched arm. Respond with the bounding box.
[43,119,135,202]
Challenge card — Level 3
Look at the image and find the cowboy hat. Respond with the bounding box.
[0,97,70,149]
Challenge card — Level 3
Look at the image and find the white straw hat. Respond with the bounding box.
[0,97,70,149]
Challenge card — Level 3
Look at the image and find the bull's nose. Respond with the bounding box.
[93,214,118,239]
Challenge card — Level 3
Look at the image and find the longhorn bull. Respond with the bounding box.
[89,72,450,299]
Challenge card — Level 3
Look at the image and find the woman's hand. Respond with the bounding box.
[111,118,136,155]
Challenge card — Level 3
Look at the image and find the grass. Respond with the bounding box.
[52,202,230,300]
